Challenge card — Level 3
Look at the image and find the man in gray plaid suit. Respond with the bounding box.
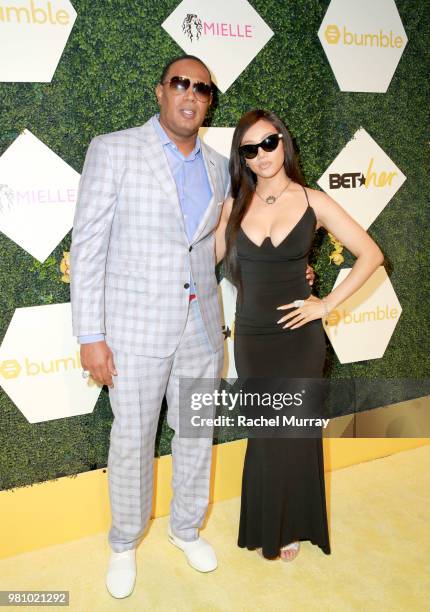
[71,54,315,598]
[71,55,230,598]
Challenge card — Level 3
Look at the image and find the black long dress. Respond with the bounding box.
[234,185,331,558]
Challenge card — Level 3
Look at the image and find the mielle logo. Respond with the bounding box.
[0,1,71,25]
[327,305,400,326]
[0,184,77,211]
[16,187,76,203]
[329,157,398,189]
[182,13,253,42]
[0,351,82,379]
[324,24,404,48]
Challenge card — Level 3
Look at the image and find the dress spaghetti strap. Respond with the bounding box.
[302,185,310,208]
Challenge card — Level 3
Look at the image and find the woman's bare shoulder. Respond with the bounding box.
[300,186,330,230]
[301,185,327,201]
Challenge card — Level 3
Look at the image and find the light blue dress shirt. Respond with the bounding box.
[78,114,213,345]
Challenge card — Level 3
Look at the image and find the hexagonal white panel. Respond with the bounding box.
[0,129,80,262]
[317,127,406,230]
[323,266,402,363]
[318,0,407,92]
[0,0,77,82]
[218,277,237,379]
[199,127,234,159]
[162,0,274,93]
[0,303,101,423]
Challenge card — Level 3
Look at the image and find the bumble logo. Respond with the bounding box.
[0,1,70,25]
[323,267,402,364]
[325,24,340,44]
[19,351,82,376]
[0,0,77,82]
[318,0,408,93]
[324,24,403,48]
[342,27,403,49]
[326,311,341,327]
[327,305,399,326]
[0,351,82,379]
[0,359,22,379]
[0,303,101,423]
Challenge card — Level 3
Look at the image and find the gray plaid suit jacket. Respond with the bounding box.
[70,117,230,357]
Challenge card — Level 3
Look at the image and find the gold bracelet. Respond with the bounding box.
[322,297,330,317]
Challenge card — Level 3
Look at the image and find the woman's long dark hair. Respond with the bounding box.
[224,109,305,299]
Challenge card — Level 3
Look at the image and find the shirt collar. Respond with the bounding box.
[152,114,201,160]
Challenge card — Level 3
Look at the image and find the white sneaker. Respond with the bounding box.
[105,548,136,598]
[168,525,217,573]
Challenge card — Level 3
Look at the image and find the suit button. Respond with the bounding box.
[189,246,193,252]
[184,283,190,289]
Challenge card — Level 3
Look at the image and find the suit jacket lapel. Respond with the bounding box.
[137,120,223,246]
[137,121,188,241]
[191,142,222,244]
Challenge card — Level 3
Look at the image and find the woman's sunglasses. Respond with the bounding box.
[161,75,212,102]
[239,133,283,160]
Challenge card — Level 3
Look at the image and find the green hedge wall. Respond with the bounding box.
[0,0,429,489]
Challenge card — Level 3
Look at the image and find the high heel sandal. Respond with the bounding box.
[280,541,300,562]
[255,541,300,561]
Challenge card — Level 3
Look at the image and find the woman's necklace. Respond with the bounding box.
[255,178,292,205]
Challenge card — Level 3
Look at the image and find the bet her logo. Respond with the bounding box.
[0,1,71,25]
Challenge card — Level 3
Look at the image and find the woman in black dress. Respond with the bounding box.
[216,110,384,560]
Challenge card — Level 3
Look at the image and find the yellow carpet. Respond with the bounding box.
[0,444,429,611]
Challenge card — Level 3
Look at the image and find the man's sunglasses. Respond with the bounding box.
[239,133,283,160]
[161,76,212,102]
